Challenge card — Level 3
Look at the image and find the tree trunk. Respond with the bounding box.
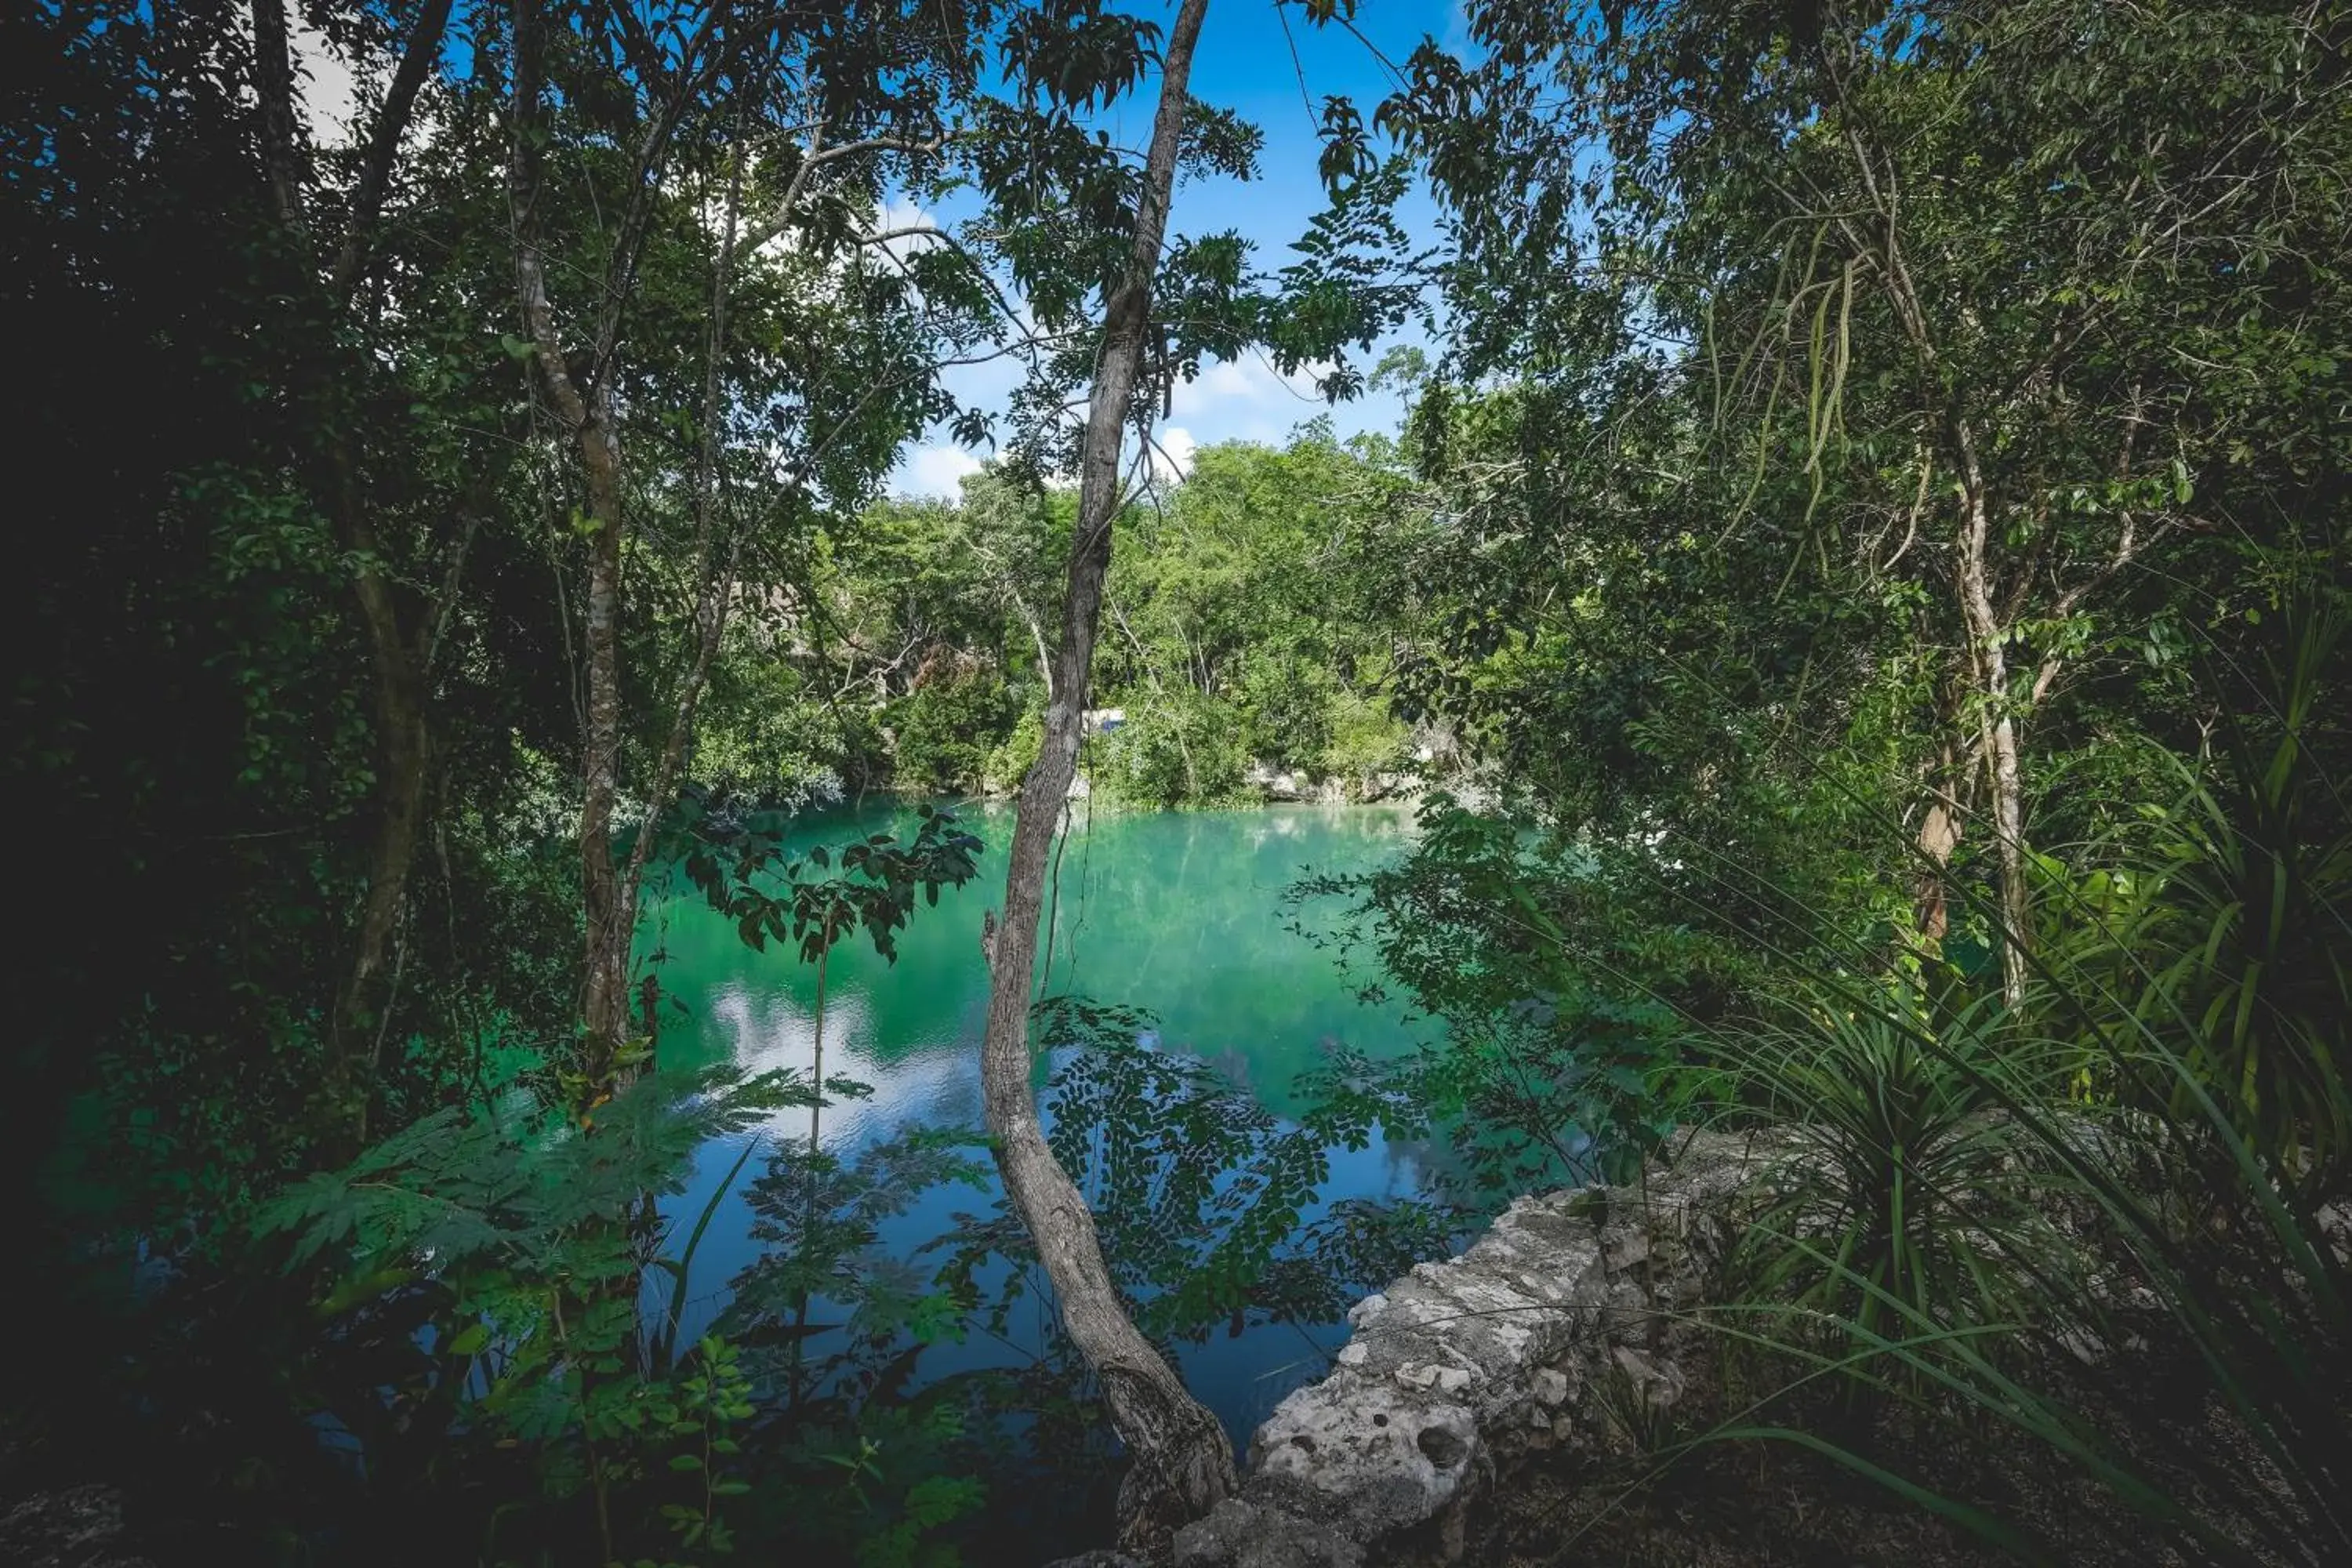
[246,0,454,1128]
[247,0,303,227]
[1845,126,2033,1008]
[1910,689,1977,945]
[975,0,1235,1546]
[1017,597,1054,702]
[575,434,633,1098]
[1951,451,2031,1009]
[327,435,433,1108]
[1913,793,1959,943]
[339,566,429,1131]
[509,0,639,1108]
[508,5,754,1110]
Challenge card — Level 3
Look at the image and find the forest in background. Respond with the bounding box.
[691,421,1435,809]
[5,0,2349,1563]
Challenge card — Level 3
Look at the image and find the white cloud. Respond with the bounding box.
[1167,353,1334,430]
[706,980,981,1148]
[870,198,949,266]
[290,15,360,144]
[1167,358,1259,415]
[898,442,982,499]
[1148,424,1197,484]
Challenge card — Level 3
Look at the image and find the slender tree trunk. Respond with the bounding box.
[342,656,427,1137]
[575,431,633,1095]
[246,0,455,1126]
[789,945,830,1405]
[1910,664,1990,947]
[975,0,1235,1545]
[1951,447,2031,1008]
[508,12,751,1107]
[610,134,750,1003]
[1913,799,1958,943]
[1843,118,2034,1007]
[330,438,433,1103]
[808,946,829,1157]
[510,0,655,1107]
[1018,599,1054,702]
[328,0,456,299]
[512,213,631,1104]
[248,0,303,226]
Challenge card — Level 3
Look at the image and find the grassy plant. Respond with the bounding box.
[1680,637,2352,1559]
[1709,988,2076,1369]
[1722,1083,2352,1564]
[2053,604,2352,1204]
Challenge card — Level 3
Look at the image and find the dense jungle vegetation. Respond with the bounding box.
[693,423,1429,808]
[4,0,2347,1564]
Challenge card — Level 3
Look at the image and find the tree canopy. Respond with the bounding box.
[5,0,2347,1562]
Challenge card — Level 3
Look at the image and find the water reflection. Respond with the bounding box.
[644,804,1447,1443]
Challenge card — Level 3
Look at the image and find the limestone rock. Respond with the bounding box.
[1209,1131,1779,1566]
[1043,1132,1787,1568]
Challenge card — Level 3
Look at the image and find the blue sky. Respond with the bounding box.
[890,0,1465,497]
[289,0,1464,499]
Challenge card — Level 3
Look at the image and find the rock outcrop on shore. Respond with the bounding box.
[1169,1133,1772,1568]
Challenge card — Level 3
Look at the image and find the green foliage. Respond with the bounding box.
[19,0,2351,1558]
[2053,601,2352,1200]
[672,800,984,966]
[757,428,1431,807]
[1098,688,1251,807]
[1043,1000,1323,1335]
[690,630,858,806]
[796,1422,987,1568]
[1696,867,2352,1562]
[231,797,1005,1563]
[1289,0,2352,1554]
[649,1336,759,1563]
[1709,987,2072,1355]
[1007,996,1464,1344]
[711,1127,998,1568]
[1317,685,1411,794]
[253,1065,797,1561]
[891,677,1018,795]
[1094,428,1427,802]
[1597,600,2352,1561]
[985,706,1047,794]
[1295,797,1708,1188]
[1241,657,1337,768]
[724,1127,994,1374]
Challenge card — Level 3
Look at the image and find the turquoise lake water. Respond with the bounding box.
[641,800,1438,1443]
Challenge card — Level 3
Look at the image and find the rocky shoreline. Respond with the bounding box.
[1091,1131,1777,1568]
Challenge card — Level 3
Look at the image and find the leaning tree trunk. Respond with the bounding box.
[975,0,1235,1545]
